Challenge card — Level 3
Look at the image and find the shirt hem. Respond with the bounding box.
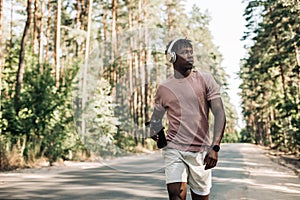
[167,142,210,152]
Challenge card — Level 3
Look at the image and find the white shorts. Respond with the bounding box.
[162,148,212,196]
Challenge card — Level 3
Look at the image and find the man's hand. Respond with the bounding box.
[203,149,218,170]
[146,121,160,142]
[151,134,159,142]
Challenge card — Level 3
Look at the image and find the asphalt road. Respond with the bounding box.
[0,143,299,200]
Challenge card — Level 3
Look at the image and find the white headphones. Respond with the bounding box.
[166,38,182,63]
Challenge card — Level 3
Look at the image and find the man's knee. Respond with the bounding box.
[190,188,209,200]
[169,189,183,200]
[167,182,187,200]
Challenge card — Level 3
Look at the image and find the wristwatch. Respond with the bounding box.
[212,145,220,152]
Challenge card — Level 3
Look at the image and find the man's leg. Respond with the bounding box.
[167,182,187,200]
[190,189,209,200]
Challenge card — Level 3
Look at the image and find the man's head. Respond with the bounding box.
[165,38,194,71]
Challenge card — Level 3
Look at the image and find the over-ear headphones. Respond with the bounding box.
[166,38,182,63]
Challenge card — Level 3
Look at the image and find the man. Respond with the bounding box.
[149,38,226,200]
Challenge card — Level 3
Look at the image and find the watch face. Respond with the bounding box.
[213,145,220,152]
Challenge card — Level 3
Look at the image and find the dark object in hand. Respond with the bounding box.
[156,127,167,149]
[145,122,167,149]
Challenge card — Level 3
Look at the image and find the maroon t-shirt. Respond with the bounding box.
[154,70,221,152]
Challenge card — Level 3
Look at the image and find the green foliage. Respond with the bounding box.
[1,60,81,164]
[2,39,20,98]
[239,127,256,143]
[83,78,120,157]
[23,66,75,162]
[240,0,300,154]
[1,0,242,170]
[222,131,241,143]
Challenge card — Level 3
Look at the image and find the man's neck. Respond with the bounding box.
[174,68,192,79]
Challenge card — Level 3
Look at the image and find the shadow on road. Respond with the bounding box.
[0,152,168,200]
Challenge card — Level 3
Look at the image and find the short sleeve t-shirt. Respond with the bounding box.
[154,70,221,152]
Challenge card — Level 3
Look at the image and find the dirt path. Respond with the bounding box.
[0,143,299,200]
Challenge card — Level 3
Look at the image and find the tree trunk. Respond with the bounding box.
[0,0,3,125]
[111,0,117,61]
[80,0,86,31]
[45,2,51,61]
[127,0,134,128]
[166,0,173,37]
[54,0,61,88]
[15,0,33,112]
[33,0,39,55]
[165,0,174,77]
[110,0,117,91]
[38,0,45,72]
[101,12,107,76]
[75,0,81,57]
[295,45,300,114]
[137,0,145,145]
[81,0,93,142]
[289,24,300,113]
[134,53,139,145]
[143,0,149,139]
[266,110,273,147]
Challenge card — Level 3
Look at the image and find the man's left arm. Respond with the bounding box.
[204,97,226,170]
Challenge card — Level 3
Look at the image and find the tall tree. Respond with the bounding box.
[33,0,39,55]
[14,0,33,112]
[45,1,53,62]
[240,0,300,152]
[75,0,81,57]
[38,0,45,72]
[54,0,61,87]
[81,0,93,142]
[0,0,3,123]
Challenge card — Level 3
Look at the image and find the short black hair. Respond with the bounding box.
[165,38,193,54]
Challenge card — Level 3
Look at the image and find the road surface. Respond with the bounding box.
[0,143,299,200]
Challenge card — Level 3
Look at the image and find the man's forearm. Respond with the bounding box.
[212,111,226,145]
[210,98,226,146]
[149,108,165,135]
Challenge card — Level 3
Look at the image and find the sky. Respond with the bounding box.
[186,0,248,129]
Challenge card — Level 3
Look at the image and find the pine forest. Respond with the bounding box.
[0,0,299,170]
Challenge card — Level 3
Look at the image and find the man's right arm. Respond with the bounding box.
[149,108,165,138]
[149,85,166,140]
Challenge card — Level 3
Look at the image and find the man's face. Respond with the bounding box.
[175,46,194,70]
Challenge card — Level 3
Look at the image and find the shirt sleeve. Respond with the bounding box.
[204,73,221,101]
